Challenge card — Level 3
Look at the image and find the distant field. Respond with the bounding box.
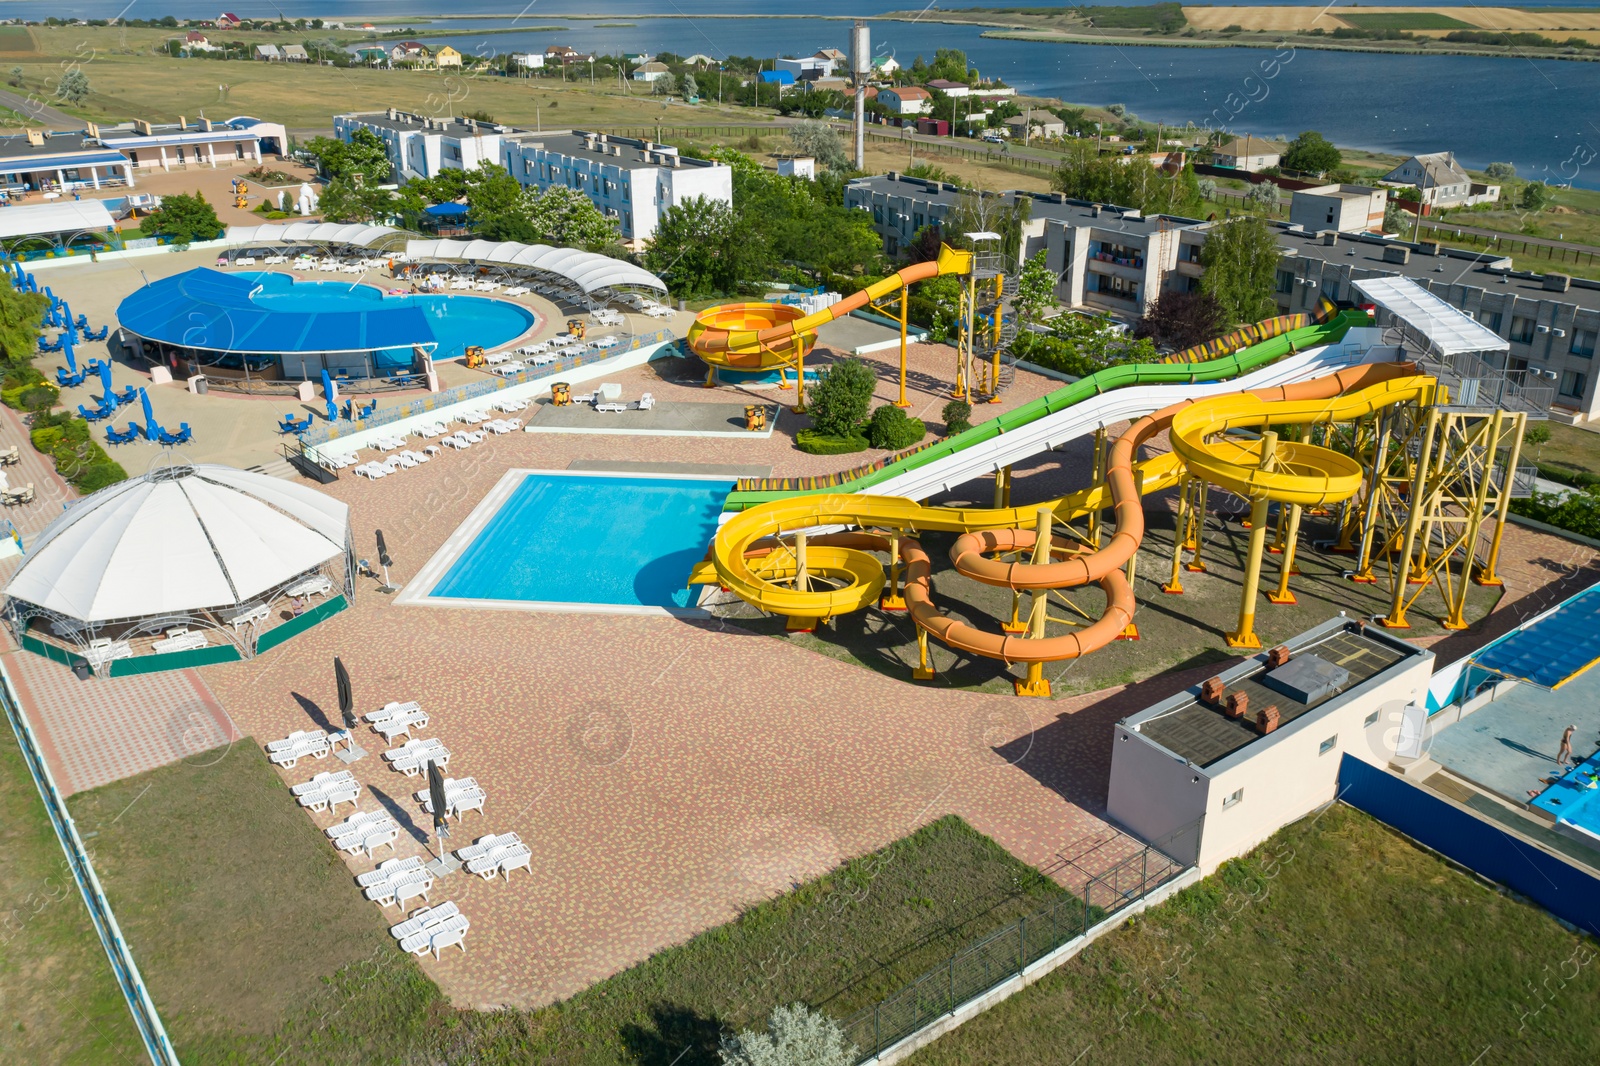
[1338,12,1474,30]
[0,26,36,54]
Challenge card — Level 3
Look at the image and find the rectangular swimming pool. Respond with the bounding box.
[425,472,733,612]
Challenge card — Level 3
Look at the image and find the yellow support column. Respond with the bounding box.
[880,531,907,612]
[913,627,934,680]
[1442,411,1502,630]
[785,532,814,632]
[1226,432,1278,650]
[1475,411,1525,588]
[1185,481,1210,572]
[1383,409,1441,629]
[1267,503,1302,605]
[791,344,807,415]
[894,280,912,408]
[1162,476,1190,595]
[1086,428,1106,549]
[987,274,1004,402]
[1015,506,1054,698]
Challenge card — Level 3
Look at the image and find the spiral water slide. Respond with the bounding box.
[685,245,973,372]
[706,362,1434,673]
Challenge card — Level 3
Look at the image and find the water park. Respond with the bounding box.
[4,217,1600,1062]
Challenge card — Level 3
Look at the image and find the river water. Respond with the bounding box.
[30,0,1600,186]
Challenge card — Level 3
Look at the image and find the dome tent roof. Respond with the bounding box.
[5,463,349,623]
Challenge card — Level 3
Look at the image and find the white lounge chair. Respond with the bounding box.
[300,781,360,813]
[398,913,470,957]
[366,701,421,724]
[357,857,424,889]
[290,769,353,795]
[268,733,330,768]
[467,842,533,882]
[389,901,460,941]
[384,738,449,777]
[373,709,429,742]
[454,832,521,864]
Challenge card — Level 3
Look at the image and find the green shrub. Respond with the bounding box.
[28,424,64,451]
[75,461,128,494]
[29,411,127,492]
[805,358,877,439]
[796,429,869,455]
[942,399,973,436]
[15,384,57,410]
[1512,488,1600,540]
[864,404,926,450]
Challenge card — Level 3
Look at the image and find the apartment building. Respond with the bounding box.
[843,174,1207,318]
[1269,229,1600,421]
[334,109,508,181]
[501,130,732,246]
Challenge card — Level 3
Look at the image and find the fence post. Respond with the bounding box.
[1018,915,1026,973]
[948,954,955,1013]
[875,1004,881,1056]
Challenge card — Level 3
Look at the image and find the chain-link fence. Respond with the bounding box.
[839,822,1199,1062]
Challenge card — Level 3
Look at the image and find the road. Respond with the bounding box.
[0,88,77,130]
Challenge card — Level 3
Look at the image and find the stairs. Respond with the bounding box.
[246,458,302,482]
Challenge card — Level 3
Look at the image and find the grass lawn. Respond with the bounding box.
[910,804,1600,1065]
[1527,419,1600,485]
[0,723,143,1064]
[1338,12,1473,31]
[73,744,1075,1063]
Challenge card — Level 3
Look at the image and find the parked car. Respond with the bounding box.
[982,131,1007,144]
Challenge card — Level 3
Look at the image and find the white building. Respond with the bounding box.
[1289,184,1388,234]
[876,86,931,115]
[1383,152,1500,209]
[1214,135,1284,173]
[631,61,670,83]
[511,53,545,70]
[501,129,733,246]
[334,109,509,182]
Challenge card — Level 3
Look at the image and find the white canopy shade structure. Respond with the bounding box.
[0,200,118,242]
[6,464,351,625]
[226,221,405,249]
[405,238,667,295]
[1351,277,1509,359]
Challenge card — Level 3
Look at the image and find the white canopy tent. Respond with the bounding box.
[5,464,351,625]
[405,237,667,295]
[226,221,405,249]
[0,200,117,242]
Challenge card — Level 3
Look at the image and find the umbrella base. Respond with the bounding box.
[336,744,367,764]
[426,854,461,878]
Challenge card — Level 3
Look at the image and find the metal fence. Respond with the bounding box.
[0,660,179,1065]
[299,328,676,448]
[840,824,1197,1062]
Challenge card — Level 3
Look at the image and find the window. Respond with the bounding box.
[1221,788,1244,810]
[1510,316,1536,344]
[1572,329,1596,358]
[622,211,631,232]
[1325,209,1335,224]
[1095,275,1138,300]
[1478,310,1502,333]
[1276,269,1295,295]
[913,212,925,231]
[1561,370,1587,399]
[1319,735,1338,756]
[1364,710,1380,727]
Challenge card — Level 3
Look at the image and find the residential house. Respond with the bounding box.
[183,31,216,52]
[1289,184,1388,234]
[632,61,671,83]
[814,47,847,66]
[926,78,970,98]
[350,46,388,65]
[624,52,653,65]
[545,45,594,65]
[1213,135,1284,173]
[1004,113,1065,140]
[775,53,833,80]
[1383,152,1500,208]
[500,129,733,246]
[217,12,241,29]
[435,45,463,69]
[511,53,545,70]
[280,44,308,62]
[392,42,432,66]
[870,54,900,76]
[254,44,281,61]
[335,109,507,181]
[876,85,931,115]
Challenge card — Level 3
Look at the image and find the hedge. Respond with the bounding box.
[796,429,870,455]
[29,411,127,493]
[1511,488,1600,541]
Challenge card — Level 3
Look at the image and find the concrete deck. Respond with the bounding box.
[525,398,778,437]
[1430,666,1600,803]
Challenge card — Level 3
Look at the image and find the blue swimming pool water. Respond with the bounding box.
[1533,751,1600,835]
[236,272,535,361]
[430,474,733,609]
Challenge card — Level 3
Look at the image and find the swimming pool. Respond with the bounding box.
[236,272,535,362]
[1533,750,1600,851]
[426,472,733,612]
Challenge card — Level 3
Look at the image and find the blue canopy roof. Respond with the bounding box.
[116,268,438,354]
[424,202,469,218]
[1472,582,1600,689]
[759,70,795,84]
[0,151,128,173]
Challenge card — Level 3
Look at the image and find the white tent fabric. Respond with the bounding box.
[226,221,402,248]
[5,464,349,622]
[405,237,667,294]
[0,200,116,242]
[1352,277,1509,357]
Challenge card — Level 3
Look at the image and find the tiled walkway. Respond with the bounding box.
[6,652,238,795]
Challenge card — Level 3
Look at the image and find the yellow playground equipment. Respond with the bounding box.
[694,362,1459,696]
[231,176,249,210]
[687,244,1013,412]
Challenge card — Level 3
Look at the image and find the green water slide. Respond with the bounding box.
[723,310,1367,512]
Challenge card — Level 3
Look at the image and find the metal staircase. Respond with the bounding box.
[973,272,1020,399]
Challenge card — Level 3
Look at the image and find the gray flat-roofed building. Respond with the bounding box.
[1107,617,1433,872]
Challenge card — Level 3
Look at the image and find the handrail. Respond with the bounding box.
[0,658,180,1065]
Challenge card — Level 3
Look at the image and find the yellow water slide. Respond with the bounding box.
[685,245,973,372]
[696,363,1437,690]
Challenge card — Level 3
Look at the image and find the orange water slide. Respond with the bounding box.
[896,361,1423,668]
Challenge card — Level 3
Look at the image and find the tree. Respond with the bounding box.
[1383,198,1408,234]
[1051,142,1202,218]
[1134,290,1226,351]
[1484,161,1517,180]
[1520,181,1555,212]
[1012,249,1057,327]
[652,72,677,96]
[55,68,89,105]
[463,163,535,242]
[680,72,698,99]
[864,404,925,449]
[941,399,973,435]
[1282,130,1341,176]
[144,191,221,247]
[643,196,757,298]
[7,66,21,87]
[524,184,622,253]
[317,178,390,223]
[302,127,392,183]
[788,120,848,174]
[1199,216,1281,326]
[0,272,49,369]
[1106,103,1126,118]
[805,358,877,440]
[1245,180,1280,210]
[1197,177,1217,201]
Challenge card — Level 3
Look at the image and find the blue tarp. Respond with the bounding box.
[115,267,438,354]
[759,70,795,84]
[423,202,469,218]
[1472,582,1600,689]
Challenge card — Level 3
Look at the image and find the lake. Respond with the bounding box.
[27,0,1600,186]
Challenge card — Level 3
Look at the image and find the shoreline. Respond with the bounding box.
[977,28,1600,63]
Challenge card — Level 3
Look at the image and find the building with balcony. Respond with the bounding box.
[334,109,509,182]
[500,129,732,246]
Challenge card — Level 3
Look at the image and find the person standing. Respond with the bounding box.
[1557,724,1577,770]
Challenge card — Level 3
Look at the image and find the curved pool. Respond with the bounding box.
[237,272,536,361]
